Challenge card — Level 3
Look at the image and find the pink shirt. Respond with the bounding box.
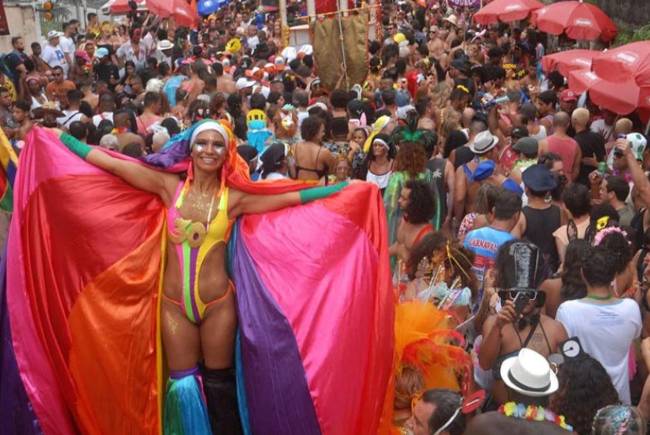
[546,135,578,173]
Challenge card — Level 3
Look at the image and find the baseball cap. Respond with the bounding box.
[559,89,577,102]
[513,137,539,156]
[94,47,109,59]
[627,132,647,160]
[47,30,63,40]
[522,164,557,192]
[511,126,529,140]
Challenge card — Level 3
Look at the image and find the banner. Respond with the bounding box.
[0,1,9,36]
[312,13,369,91]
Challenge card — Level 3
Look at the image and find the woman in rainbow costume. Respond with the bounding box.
[0,120,394,435]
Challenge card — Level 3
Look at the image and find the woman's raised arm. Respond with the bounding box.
[57,130,178,206]
[228,182,349,217]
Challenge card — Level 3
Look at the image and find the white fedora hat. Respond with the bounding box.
[500,348,558,397]
[469,130,499,154]
[157,40,174,51]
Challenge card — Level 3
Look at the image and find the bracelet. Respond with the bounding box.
[299,181,348,204]
[60,132,92,160]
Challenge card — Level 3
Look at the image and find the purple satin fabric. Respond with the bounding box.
[231,224,321,435]
[0,252,43,435]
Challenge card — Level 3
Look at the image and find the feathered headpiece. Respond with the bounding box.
[390,112,437,152]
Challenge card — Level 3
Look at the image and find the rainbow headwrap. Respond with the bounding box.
[0,128,18,212]
[1,124,394,434]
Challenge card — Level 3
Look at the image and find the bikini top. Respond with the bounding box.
[167,179,233,249]
[294,144,329,180]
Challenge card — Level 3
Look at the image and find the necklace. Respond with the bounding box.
[170,187,216,248]
[499,402,573,432]
[584,293,613,301]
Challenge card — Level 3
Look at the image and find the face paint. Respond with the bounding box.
[194,141,226,154]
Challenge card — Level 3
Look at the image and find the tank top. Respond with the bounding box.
[523,205,561,273]
[547,135,579,175]
[530,124,547,142]
[366,168,392,190]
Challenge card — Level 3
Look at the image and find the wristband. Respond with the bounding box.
[60,132,92,160]
[299,181,348,204]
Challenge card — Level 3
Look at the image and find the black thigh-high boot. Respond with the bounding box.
[202,366,243,435]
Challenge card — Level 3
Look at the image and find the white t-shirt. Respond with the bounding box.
[59,35,75,56]
[142,32,156,56]
[92,112,114,127]
[247,36,259,51]
[57,110,83,129]
[116,42,147,69]
[41,43,68,75]
[556,298,641,404]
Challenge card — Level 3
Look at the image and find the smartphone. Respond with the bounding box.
[513,292,530,317]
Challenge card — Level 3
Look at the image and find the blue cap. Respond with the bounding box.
[95,47,109,59]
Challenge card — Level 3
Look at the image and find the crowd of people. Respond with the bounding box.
[4,0,650,434]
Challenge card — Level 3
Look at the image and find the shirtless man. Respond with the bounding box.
[80,80,99,111]
[390,179,436,265]
[11,100,32,141]
[112,109,145,151]
[478,241,567,405]
[427,26,447,62]
[215,62,236,96]
[454,130,500,223]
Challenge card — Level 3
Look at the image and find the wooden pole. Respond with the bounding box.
[367,0,376,40]
[307,0,316,18]
[279,0,289,47]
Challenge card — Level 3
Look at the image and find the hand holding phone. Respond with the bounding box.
[513,292,530,317]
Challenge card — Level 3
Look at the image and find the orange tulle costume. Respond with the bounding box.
[378,301,473,435]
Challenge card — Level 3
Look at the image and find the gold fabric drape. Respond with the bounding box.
[312,13,369,91]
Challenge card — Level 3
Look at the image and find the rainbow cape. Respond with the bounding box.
[0,127,394,435]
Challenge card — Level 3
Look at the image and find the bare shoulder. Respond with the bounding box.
[227,188,245,217]
[466,412,572,435]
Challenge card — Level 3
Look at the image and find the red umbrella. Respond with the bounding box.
[568,69,650,115]
[108,0,197,26]
[148,0,198,27]
[591,41,650,86]
[473,0,543,25]
[568,69,601,94]
[533,0,617,42]
[108,0,147,14]
[541,49,600,77]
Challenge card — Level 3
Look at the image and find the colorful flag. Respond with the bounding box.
[0,128,18,212]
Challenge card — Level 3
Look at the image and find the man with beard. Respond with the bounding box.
[5,37,28,86]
